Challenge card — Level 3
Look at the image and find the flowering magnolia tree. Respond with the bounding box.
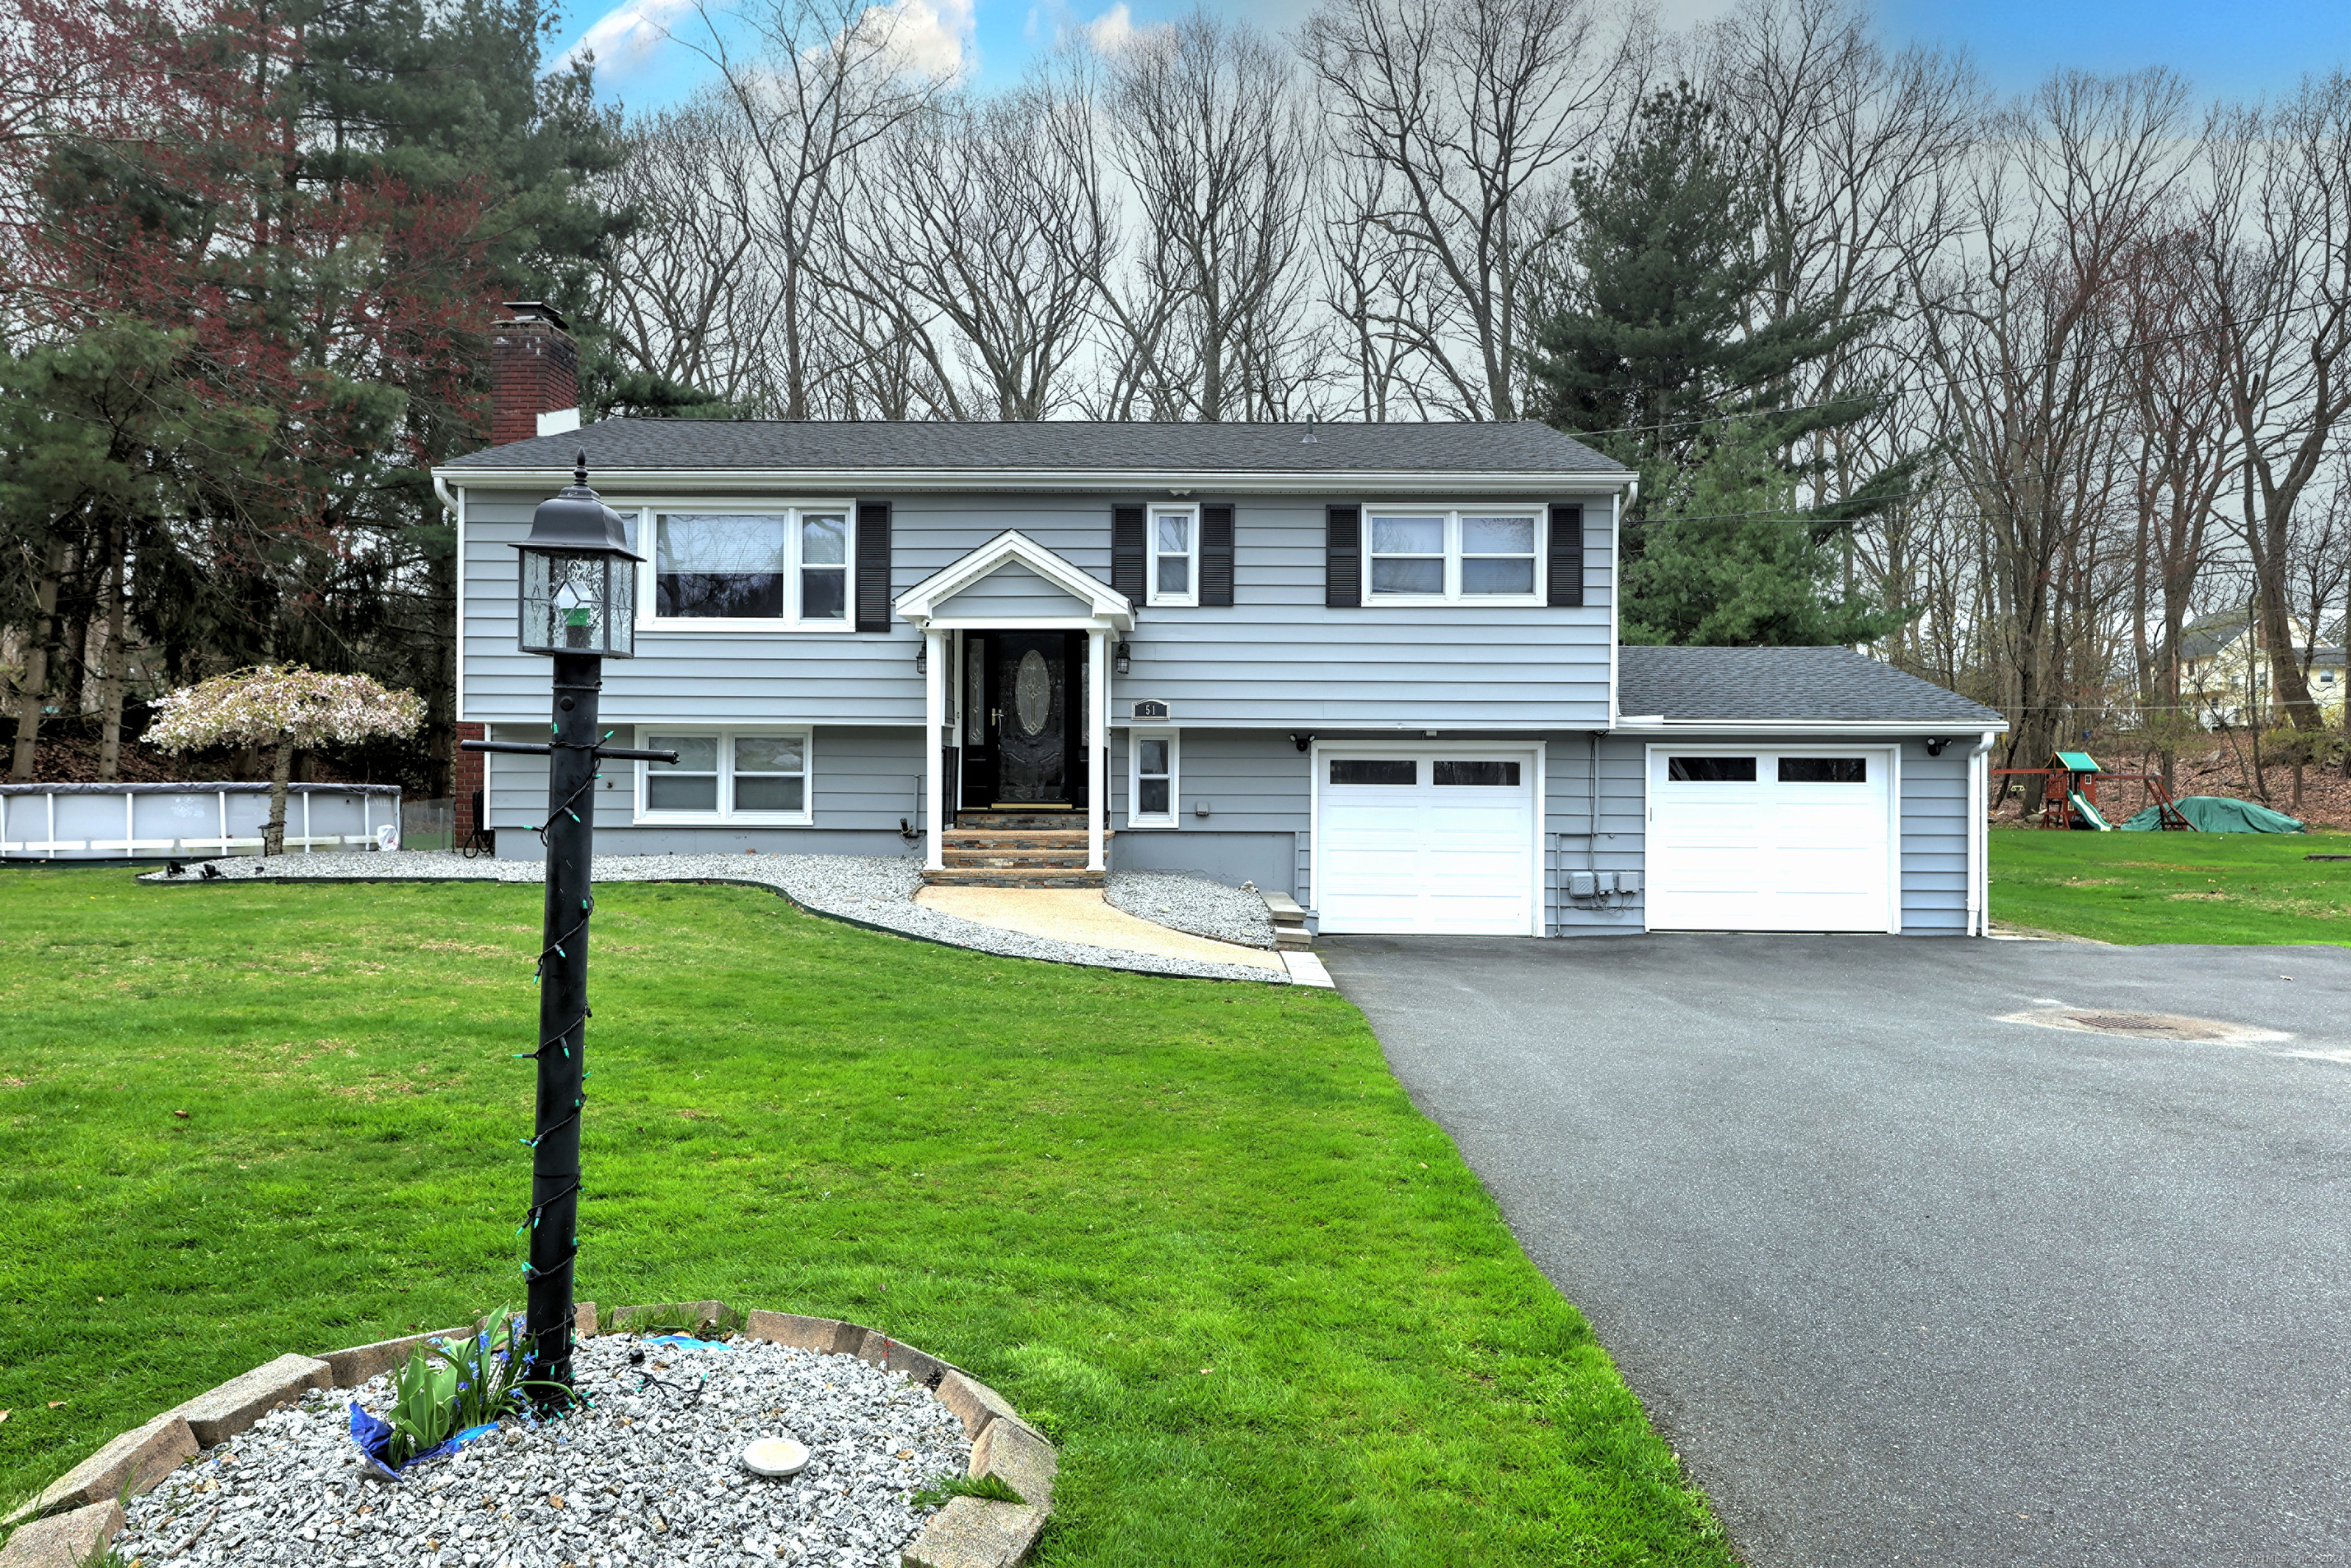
[145,667,426,856]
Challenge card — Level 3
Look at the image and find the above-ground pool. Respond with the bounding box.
[0,782,403,859]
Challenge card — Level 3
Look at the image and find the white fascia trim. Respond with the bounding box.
[924,616,1110,633]
[892,529,1134,629]
[431,465,1639,497]
[1612,719,2010,736]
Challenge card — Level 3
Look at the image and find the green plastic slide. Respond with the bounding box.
[2067,790,2113,830]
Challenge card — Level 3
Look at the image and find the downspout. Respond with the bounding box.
[1968,729,1996,936]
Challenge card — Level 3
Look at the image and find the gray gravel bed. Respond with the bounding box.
[1104,871,1276,949]
[113,1333,968,1568]
[147,850,1284,984]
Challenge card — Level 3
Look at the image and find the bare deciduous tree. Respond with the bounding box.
[2198,72,2351,732]
[1299,0,1634,419]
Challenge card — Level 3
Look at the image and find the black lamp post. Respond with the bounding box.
[461,451,674,1409]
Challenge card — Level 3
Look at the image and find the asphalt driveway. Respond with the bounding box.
[1321,934,2351,1568]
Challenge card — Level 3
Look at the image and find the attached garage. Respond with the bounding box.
[1643,746,1899,932]
[1312,745,1542,935]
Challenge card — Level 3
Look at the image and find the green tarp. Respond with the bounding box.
[2118,795,2306,833]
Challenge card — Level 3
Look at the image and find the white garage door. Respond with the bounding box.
[1316,751,1538,935]
[1646,748,1896,932]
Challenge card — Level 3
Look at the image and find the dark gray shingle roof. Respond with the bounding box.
[1618,646,2004,725]
[441,419,1629,476]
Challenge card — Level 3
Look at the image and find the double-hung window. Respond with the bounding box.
[641,507,851,628]
[1130,731,1179,826]
[1150,505,1198,607]
[639,730,812,823]
[1363,508,1541,604]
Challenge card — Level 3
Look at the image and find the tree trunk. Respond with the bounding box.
[94,520,129,781]
[2291,759,2304,814]
[7,535,67,783]
[263,733,295,856]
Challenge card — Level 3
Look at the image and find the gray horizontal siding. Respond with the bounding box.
[462,495,921,728]
[1547,735,1649,935]
[459,486,1617,729]
[1899,741,1972,934]
[935,561,1089,618]
[482,725,923,853]
[1107,728,1309,897]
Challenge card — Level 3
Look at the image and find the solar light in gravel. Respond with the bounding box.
[742,1436,810,1477]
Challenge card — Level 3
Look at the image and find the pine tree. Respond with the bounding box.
[1529,83,1915,647]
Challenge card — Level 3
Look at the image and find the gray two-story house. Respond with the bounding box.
[436,323,2002,938]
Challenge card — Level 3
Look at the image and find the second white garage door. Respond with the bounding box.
[1645,748,1897,932]
[1315,749,1540,935]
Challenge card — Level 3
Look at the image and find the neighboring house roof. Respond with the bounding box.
[2177,613,2254,663]
[1617,646,2005,726]
[438,418,1632,480]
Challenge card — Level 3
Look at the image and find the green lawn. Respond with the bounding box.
[1990,827,2351,945]
[0,867,1729,1566]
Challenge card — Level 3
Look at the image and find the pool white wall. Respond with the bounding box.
[0,783,403,859]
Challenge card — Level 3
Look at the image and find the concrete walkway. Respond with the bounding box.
[915,886,1288,973]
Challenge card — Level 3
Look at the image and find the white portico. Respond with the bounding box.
[892,531,1136,879]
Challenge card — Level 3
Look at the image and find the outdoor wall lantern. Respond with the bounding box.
[1114,641,1132,676]
[915,643,927,675]
[462,450,675,1412]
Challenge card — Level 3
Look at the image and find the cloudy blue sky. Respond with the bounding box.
[549,0,2351,115]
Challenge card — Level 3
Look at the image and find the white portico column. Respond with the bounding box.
[923,626,946,872]
[1087,627,1107,872]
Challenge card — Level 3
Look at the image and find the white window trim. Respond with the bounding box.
[1148,503,1200,608]
[1127,728,1179,827]
[624,501,856,632]
[1360,504,1544,607]
[633,726,815,826]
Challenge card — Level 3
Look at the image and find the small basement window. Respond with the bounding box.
[1667,757,1758,782]
[1779,757,1867,783]
[641,729,813,823]
[1329,758,1417,785]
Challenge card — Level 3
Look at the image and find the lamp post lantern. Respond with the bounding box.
[462,451,673,1409]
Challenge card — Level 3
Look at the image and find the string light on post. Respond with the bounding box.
[462,449,676,1413]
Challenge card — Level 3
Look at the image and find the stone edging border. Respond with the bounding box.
[0,1299,1052,1568]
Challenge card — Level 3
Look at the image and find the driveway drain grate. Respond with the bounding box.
[2000,1008,2289,1045]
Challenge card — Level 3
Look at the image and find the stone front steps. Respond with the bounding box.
[925,811,1107,888]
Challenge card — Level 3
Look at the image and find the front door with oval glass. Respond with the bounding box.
[978,631,1085,807]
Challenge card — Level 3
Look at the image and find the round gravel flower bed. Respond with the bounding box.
[112,1334,969,1568]
[148,850,1286,983]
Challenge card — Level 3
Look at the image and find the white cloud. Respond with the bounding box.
[1084,1,1136,52]
[862,0,976,77]
[560,0,699,74]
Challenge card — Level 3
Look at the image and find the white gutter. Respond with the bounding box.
[1968,728,1996,936]
[428,465,1639,498]
[1610,718,2010,736]
[433,477,466,725]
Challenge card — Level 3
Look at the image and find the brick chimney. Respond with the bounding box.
[491,302,580,446]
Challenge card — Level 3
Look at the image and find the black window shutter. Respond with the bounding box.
[855,500,892,632]
[1199,504,1234,606]
[1547,504,1585,608]
[1325,504,1361,608]
[1111,503,1146,601]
